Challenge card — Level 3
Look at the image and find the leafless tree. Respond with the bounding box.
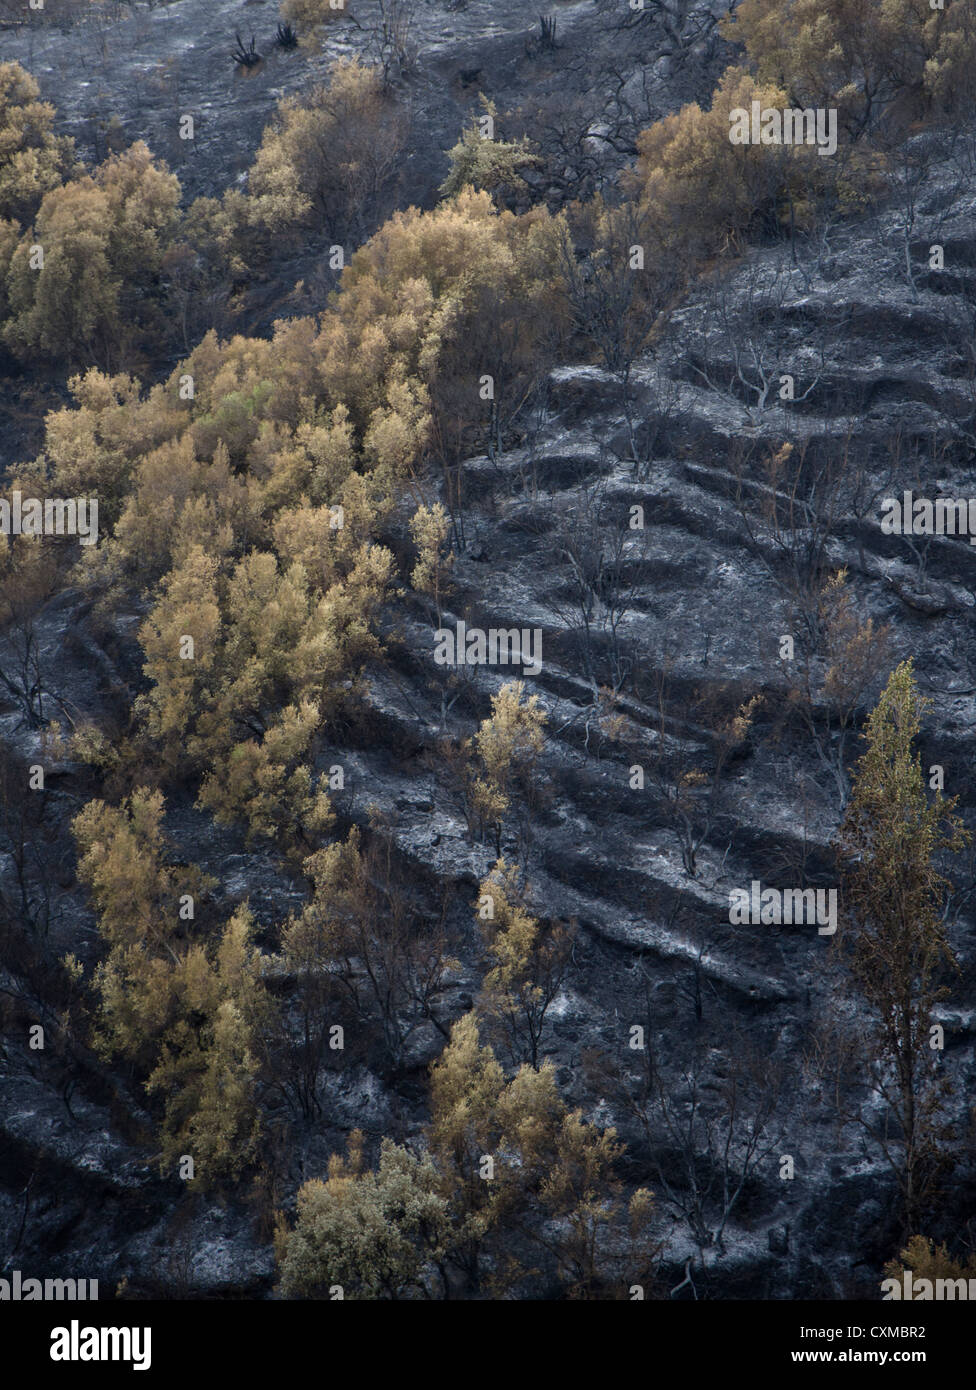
[0,540,60,730]
[728,435,848,643]
[866,125,969,300]
[549,472,651,694]
[590,1019,785,1276]
[282,820,458,1083]
[0,739,59,938]
[644,1040,784,1267]
[595,0,720,66]
[684,263,838,424]
[633,655,761,877]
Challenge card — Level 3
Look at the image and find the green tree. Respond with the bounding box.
[439,100,540,207]
[836,659,970,1228]
[275,1131,451,1299]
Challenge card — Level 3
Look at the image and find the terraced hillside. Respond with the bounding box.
[1,0,975,1302]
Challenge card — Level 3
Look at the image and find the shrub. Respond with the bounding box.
[247,60,406,241]
[275,1132,450,1299]
[440,99,541,206]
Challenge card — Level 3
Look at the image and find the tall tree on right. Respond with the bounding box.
[836,658,969,1231]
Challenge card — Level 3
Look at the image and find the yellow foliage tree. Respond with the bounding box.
[284,822,458,1069]
[313,186,566,457]
[0,61,76,224]
[136,543,221,753]
[476,860,572,1069]
[137,540,392,845]
[468,680,546,852]
[72,788,215,1064]
[724,0,976,135]
[632,66,795,253]
[147,905,269,1185]
[74,793,268,1187]
[247,60,406,240]
[426,1012,656,1297]
[3,142,181,368]
[884,1235,976,1291]
[408,501,453,625]
[38,369,189,529]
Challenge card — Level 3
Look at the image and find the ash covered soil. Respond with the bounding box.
[1,0,976,1300]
